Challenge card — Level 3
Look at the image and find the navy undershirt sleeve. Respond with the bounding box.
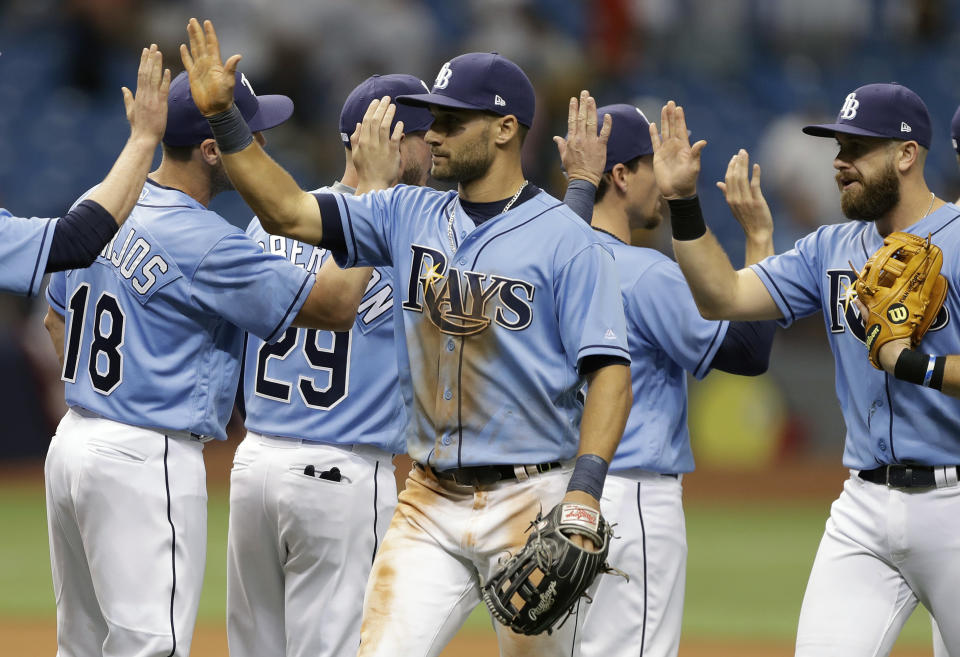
[579,353,630,376]
[315,193,346,254]
[709,319,776,376]
[561,179,597,224]
[46,199,118,272]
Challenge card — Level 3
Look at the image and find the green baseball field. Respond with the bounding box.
[0,457,937,656]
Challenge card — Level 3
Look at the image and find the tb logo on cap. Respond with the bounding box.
[840,92,859,120]
[435,62,453,90]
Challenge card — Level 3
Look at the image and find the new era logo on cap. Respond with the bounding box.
[495,95,506,107]
[802,83,932,149]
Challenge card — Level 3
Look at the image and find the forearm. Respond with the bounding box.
[578,364,631,463]
[85,135,159,226]
[221,142,323,244]
[744,232,774,267]
[44,307,65,372]
[672,229,742,318]
[562,179,597,224]
[292,258,372,330]
[885,347,960,398]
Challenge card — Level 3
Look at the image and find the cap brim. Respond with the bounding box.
[802,123,896,140]
[396,92,487,113]
[248,94,294,133]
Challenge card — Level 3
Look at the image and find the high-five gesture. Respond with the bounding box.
[124,44,171,144]
[717,149,774,263]
[180,18,241,116]
[554,90,612,187]
[650,101,706,199]
[352,96,405,193]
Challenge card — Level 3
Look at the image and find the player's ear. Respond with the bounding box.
[199,138,221,166]
[494,115,520,147]
[895,140,920,174]
[611,163,630,194]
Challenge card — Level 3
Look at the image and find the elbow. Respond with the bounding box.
[698,304,724,321]
[330,308,356,332]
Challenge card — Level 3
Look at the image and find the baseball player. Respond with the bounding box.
[1,45,169,297]
[558,100,776,657]
[651,85,960,656]
[226,73,433,657]
[41,69,390,657]
[181,18,631,657]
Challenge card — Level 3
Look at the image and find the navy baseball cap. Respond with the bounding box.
[396,53,535,128]
[339,74,435,148]
[163,71,294,147]
[951,104,960,154]
[597,104,654,172]
[802,83,931,149]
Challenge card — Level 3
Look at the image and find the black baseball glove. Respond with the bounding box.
[481,502,624,635]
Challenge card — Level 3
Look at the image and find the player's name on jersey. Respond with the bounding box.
[98,227,172,298]
[257,235,326,274]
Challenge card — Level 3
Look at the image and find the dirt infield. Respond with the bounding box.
[2,620,934,656]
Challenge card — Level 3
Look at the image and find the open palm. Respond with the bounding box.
[180,18,240,116]
[650,101,706,199]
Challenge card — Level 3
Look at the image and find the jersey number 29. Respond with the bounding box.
[62,283,125,395]
[254,327,351,409]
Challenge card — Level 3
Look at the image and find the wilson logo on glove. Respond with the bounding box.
[887,304,909,324]
[853,232,948,369]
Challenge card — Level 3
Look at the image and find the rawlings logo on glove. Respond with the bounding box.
[853,231,948,369]
[480,502,625,636]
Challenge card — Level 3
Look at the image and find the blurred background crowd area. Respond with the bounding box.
[2,0,960,465]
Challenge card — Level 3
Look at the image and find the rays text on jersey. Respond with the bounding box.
[402,244,535,336]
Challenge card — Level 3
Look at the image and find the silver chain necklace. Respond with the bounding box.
[447,180,528,252]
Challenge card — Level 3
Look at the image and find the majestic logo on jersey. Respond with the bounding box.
[402,244,535,336]
[434,63,453,90]
[839,93,859,120]
[827,268,948,344]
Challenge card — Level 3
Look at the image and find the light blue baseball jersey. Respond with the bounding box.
[314,185,629,469]
[0,209,57,296]
[594,231,728,474]
[46,180,313,440]
[243,183,405,453]
[751,204,960,468]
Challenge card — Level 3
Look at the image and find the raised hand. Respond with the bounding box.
[180,18,241,116]
[717,149,773,244]
[124,44,171,144]
[554,90,612,187]
[649,101,706,199]
[351,96,404,193]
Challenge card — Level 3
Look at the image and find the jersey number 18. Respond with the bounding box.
[62,283,125,395]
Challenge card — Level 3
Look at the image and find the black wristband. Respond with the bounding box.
[667,195,707,241]
[930,356,947,391]
[566,454,609,501]
[893,349,930,386]
[206,104,254,154]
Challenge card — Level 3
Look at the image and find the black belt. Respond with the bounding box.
[858,464,960,488]
[425,461,563,486]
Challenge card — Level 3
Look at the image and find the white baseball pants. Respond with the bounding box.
[577,470,686,657]
[795,471,960,656]
[226,432,397,657]
[45,408,207,657]
[357,462,579,657]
